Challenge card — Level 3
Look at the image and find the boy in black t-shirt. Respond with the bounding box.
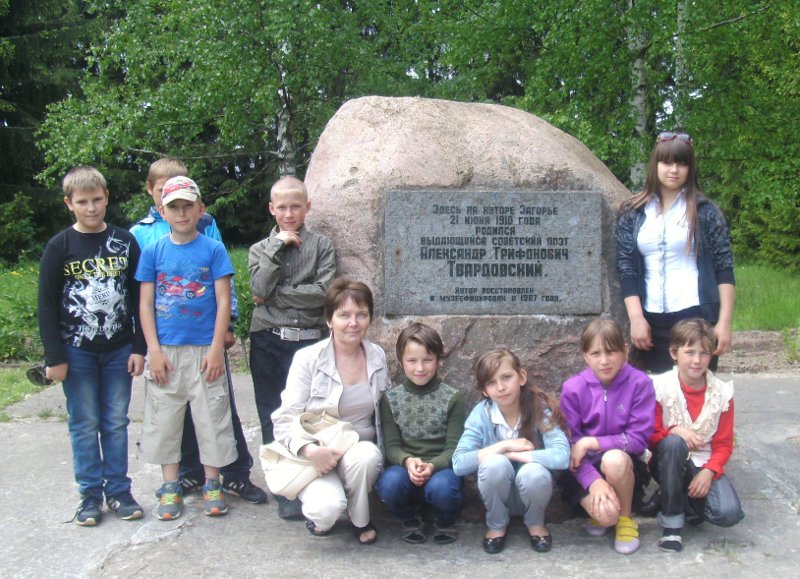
[38,166,147,526]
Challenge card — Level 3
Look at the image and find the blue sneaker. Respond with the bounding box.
[203,479,228,516]
[157,482,184,520]
[107,491,144,521]
[73,495,103,527]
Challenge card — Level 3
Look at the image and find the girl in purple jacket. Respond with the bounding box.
[560,318,655,555]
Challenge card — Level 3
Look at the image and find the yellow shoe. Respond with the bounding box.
[614,516,640,554]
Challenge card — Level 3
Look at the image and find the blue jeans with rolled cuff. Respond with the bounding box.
[651,434,744,530]
[376,465,462,526]
[62,343,133,499]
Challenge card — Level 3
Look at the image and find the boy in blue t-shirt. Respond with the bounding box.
[136,176,237,520]
[131,158,266,505]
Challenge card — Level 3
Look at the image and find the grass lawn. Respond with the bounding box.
[732,265,800,331]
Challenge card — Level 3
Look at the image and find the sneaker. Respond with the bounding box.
[107,491,144,521]
[222,478,268,504]
[157,482,184,520]
[584,518,610,537]
[614,516,641,554]
[203,479,229,516]
[659,528,684,552]
[276,495,304,520]
[73,495,103,527]
[154,474,202,499]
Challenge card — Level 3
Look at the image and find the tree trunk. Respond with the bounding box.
[628,0,648,191]
[276,88,297,177]
[674,0,689,128]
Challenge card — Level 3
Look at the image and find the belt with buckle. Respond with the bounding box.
[271,327,322,342]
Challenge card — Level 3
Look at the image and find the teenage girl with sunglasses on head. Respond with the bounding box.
[617,132,736,374]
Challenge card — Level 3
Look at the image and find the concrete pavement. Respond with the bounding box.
[2,371,799,578]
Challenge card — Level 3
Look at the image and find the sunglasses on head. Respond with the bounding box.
[657,132,693,145]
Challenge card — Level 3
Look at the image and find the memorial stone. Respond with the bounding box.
[305,96,631,397]
[385,190,602,315]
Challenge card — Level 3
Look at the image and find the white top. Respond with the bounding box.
[490,403,521,440]
[652,367,733,467]
[637,193,700,313]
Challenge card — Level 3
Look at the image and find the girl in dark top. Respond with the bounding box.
[617,132,735,373]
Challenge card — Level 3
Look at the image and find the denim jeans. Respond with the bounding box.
[478,455,553,530]
[652,434,744,529]
[375,465,462,526]
[178,353,253,481]
[250,330,320,444]
[62,343,133,499]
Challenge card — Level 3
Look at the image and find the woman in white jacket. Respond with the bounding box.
[271,279,390,544]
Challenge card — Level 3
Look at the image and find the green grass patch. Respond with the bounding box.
[0,367,50,410]
[0,261,42,361]
[0,263,41,360]
[733,265,800,331]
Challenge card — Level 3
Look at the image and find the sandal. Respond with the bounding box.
[432,524,458,545]
[305,518,331,537]
[354,521,378,545]
[401,517,426,544]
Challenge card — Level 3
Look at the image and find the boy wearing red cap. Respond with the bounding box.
[136,176,237,520]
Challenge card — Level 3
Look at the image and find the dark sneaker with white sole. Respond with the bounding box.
[73,495,103,527]
[222,478,268,504]
[107,491,144,520]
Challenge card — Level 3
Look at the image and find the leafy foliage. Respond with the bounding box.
[0,0,107,253]
[0,193,42,264]
[0,261,41,361]
[17,0,800,271]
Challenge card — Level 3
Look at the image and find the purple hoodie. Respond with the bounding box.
[560,362,655,490]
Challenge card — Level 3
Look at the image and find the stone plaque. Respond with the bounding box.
[385,190,602,315]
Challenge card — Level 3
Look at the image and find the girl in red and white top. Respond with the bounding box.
[649,318,744,553]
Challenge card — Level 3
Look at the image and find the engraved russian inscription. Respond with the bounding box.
[385,190,602,315]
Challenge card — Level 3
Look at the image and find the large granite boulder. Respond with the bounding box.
[305,96,630,400]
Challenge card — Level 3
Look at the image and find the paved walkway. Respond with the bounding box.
[2,371,799,578]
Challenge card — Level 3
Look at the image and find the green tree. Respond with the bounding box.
[37,0,421,243]
[681,1,799,270]
[0,0,102,261]
[31,0,800,270]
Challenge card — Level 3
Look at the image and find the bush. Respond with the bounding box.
[229,246,254,341]
[0,262,42,361]
[0,193,41,265]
